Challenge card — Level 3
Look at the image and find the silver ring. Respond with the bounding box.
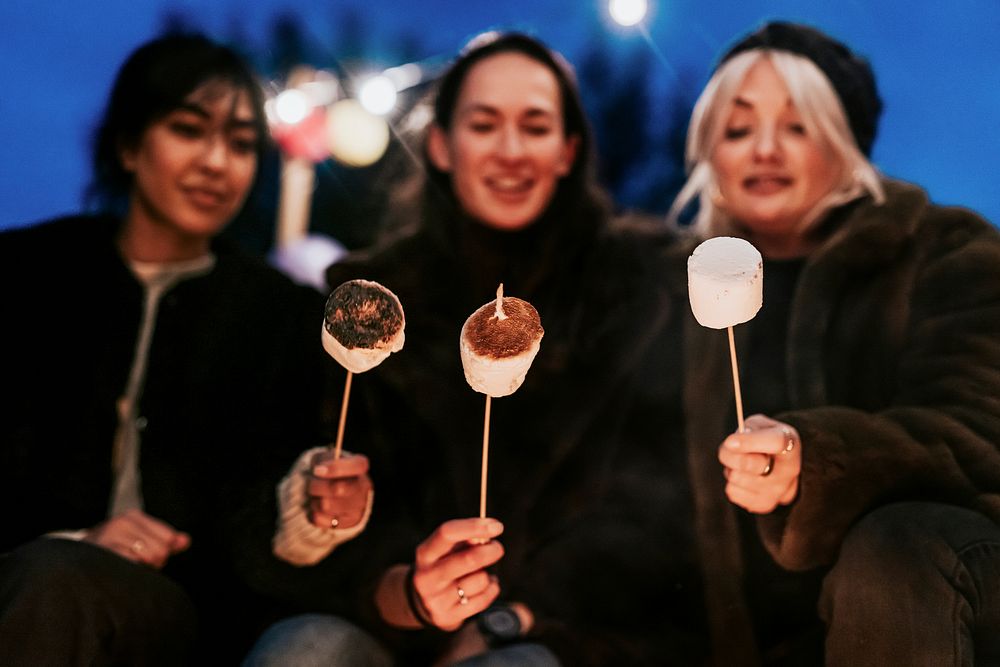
[330,515,340,529]
[760,455,775,477]
[130,539,145,554]
[457,586,468,605]
[780,427,796,454]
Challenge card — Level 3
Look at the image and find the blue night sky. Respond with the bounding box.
[2,0,999,231]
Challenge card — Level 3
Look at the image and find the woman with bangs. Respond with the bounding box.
[665,21,1000,665]
[0,34,338,664]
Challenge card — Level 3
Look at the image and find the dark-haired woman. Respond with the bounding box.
[0,34,348,664]
[255,31,691,666]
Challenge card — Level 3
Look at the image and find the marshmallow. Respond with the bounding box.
[688,237,763,329]
[460,285,544,398]
[322,279,405,373]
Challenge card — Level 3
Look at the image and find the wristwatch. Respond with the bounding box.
[477,604,522,646]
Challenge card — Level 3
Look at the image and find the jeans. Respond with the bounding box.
[0,538,196,666]
[243,613,560,667]
[243,614,393,667]
[820,502,1000,667]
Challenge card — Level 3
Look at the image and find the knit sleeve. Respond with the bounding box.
[272,446,373,566]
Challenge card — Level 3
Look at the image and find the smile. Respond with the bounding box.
[183,186,228,209]
[485,175,534,196]
[743,175,792,195]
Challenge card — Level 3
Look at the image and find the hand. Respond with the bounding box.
[411,518,504,631]
[83,508,190,568]
[307,450,372,530]
[718,414,802,514]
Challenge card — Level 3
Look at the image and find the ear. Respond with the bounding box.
[426,124,453,172]
[555,134,580,177]
[118,140,137,173]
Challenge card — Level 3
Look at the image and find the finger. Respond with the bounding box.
[310,500,367,530]
[307,476,367,499]
[718,448,775,475]
[423,574,500,630]
[455,570,493,598]
[312,452,370,479]
[723,428,793,457]
[725,481,779,515]
[415,518,503,568]
[414,540,504,598]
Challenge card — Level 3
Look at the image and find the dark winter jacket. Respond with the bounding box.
[669,178,1000,665]
[0,215,333,660]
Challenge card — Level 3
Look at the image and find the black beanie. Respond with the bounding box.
[721,21,882,156]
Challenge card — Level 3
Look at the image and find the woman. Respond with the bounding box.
[667,21,1000,665]
[0,34,348,664]
[262,32,691,666]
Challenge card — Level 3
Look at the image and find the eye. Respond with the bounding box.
[229,135,258,154]
[468,121,496,134]
[786,122,807,136]
[723,127,750,140]
[169,121,204,139]
[522,124,553,137]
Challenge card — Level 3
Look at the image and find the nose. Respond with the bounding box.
[496,125,526,161]
[752,124,781,162]
[199,135,229,171]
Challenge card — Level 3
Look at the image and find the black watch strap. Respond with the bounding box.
[477,604,522,646]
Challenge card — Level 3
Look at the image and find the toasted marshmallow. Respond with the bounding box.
[460,285,543,398]
[688,236,763,329]
[322,279,405,373]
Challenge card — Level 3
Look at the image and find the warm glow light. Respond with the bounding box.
[609,0,648,26]
[358,75,398,116]
[327,99,390,167]
[274,89,312,125]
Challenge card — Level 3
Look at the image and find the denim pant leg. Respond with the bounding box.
[450,643,561,667]
[243,613,393,667]
[819,502,1000,667]
[0,538,197,667]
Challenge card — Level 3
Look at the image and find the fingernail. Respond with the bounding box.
[315,465,329,475]
[487,520,504,536]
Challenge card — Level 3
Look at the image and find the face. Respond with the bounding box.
[120,82,259,257]
[428,52,578,231]
[711,58,842,240]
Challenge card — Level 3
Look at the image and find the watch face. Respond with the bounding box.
[480,605,521,641]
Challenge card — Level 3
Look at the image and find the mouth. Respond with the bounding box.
[743,174,792,195]
[485,174,534,199]
[183,186,229,210]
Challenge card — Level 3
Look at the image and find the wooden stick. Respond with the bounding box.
[332,370,354,460]
[727,325,745,433]
[480,394,492,519]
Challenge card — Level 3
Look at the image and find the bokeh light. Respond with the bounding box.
[273,89,312,125]
[327,99,391,167]
[358,75,398,116]
[608,0,647,27]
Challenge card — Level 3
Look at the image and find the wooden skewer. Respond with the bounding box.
[480,394,492,519]
[332,370,354,460]
[727,325,745,432]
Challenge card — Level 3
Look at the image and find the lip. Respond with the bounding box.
[484,174,534,202]
[182,185,228,210]
[743,174,793,195]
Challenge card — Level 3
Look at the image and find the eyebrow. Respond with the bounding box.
[461,103,557,120]
[174,102,257,131]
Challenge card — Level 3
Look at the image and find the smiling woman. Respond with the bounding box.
[0,34,345,664]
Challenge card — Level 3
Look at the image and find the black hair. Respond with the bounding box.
[87,33,269,213]
[424,31,605,227]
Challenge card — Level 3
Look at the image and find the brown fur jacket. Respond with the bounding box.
[668,178,1000,664]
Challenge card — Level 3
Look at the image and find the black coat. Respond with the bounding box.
[0,215,333,660]
[320,208,706,665]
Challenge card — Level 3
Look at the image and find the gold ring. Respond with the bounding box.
[130,539,145,554]
[760,455,775,477]
[780,427,796,454]
[330,515,340,529]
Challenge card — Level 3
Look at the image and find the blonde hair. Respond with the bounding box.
[667,49,884,237]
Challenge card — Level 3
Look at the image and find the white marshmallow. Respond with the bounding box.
[322,325,404,374]
[460,333,541,398]
[688,236,763,329]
